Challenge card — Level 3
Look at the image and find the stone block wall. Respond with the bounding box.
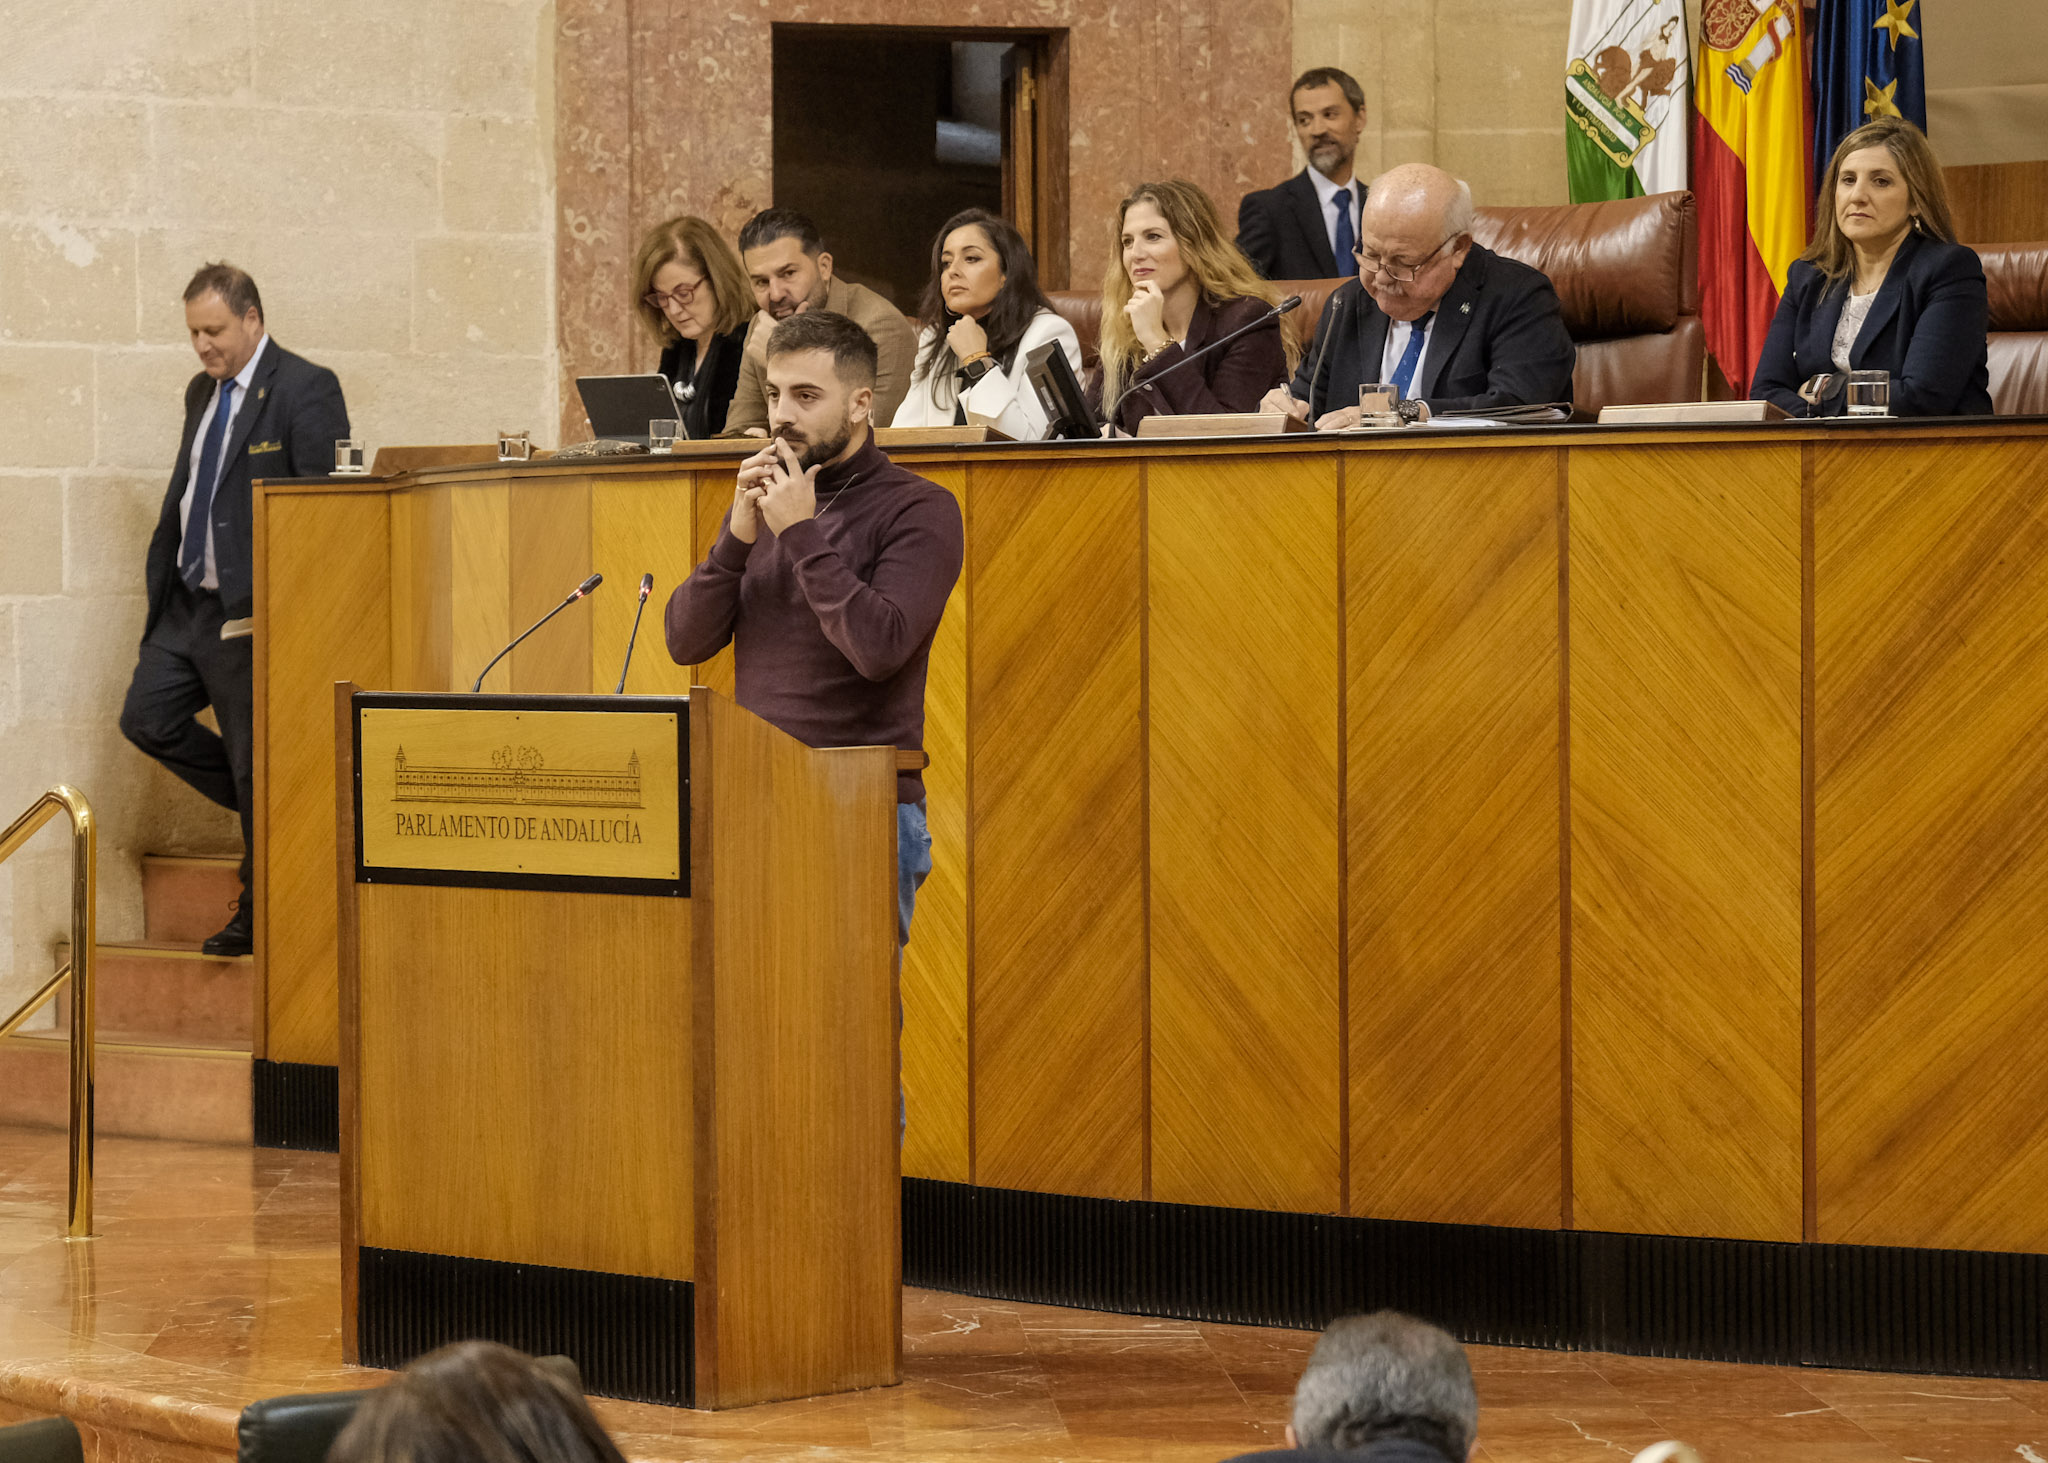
[0,1,557,1006]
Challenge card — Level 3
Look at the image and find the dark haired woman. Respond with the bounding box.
[1752,116,1991,417]
[891,208,1082,439]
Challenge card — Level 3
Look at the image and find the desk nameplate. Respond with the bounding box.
[353,693,688,896]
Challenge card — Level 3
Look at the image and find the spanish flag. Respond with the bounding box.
[1695,0,1811,394]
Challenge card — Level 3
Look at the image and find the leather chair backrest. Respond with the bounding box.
[238,1389,375,1463]
[0,1418,82,1463]
[1979,241,2048,416]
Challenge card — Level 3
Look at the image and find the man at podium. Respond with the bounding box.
[665,311,964,946]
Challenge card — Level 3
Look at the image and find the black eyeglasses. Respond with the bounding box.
[1352,233,1458,286]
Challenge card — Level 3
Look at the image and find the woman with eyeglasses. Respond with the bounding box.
[893,207,1082,439]
[1090,179,1296,437]
[631,216,752,439]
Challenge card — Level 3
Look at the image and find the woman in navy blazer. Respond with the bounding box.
[1753,117,1991,417]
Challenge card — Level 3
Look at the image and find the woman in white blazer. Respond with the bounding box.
[892,208,1083,440]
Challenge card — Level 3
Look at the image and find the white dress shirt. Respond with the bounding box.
[1378,313,1437,401]
[891,310,1083,441]
[177,334,269,591]
[1308,166,1362,267]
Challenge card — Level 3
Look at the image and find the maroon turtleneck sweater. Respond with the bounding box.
[664,434,963,803]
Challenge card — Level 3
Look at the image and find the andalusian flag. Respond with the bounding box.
[1566,0,1690,201]
[1813,0,1926,184]
[1696,0,1811,393]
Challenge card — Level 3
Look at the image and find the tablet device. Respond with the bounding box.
[575,374,687,445]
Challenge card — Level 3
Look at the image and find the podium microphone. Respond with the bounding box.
[470,573,602,692]
[1101,294,1301,432]
[613,573,655,694]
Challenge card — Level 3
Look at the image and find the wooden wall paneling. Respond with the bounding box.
[1147,451,1341,1215]
[901,464,971,1184]
[256,488,393,1068]
[1813,437,2048,1253]
[389,483,454,692]
[355,884,693,1278]
[693,692,898,1406]
[969,458,1146,1200]
[1348,446,1563,1230]
[1946,161,2048,245]
[508,474,594,692]
[589,470,700,695]
[1568,443,1803,1244]
[687,471,737,698]
[450,481,513,694]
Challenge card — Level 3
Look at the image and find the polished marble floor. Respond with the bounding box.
[3,1125,2047,1463]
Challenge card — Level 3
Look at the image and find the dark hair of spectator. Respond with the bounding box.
[912,208,1054,386]
[325,1341,626,1463]
[183,262,263,322]
[765,309,880,387]
[1290,67,1366,114]
[738,207,825,258]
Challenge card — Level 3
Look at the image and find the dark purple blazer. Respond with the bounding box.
[1088,294,1291,436]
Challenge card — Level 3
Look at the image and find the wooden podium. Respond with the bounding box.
[334,683,899,1408]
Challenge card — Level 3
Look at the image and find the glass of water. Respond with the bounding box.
[1358,382,1401,427]
[333,438,367,475]
[648,419,680,454]
[1846,370,1891,417]
[497,430,532,462]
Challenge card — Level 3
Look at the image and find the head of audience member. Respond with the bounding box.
[326,1341,624,1463]
[632,215,751,350]
[763,310,879,471]
[1097,178,1295,406]
[1354,165,1475,324]
[1804,116,1957,285]
[1290,67,1368,185]
[912,207,1054,381]
[739,208,835,323]
[182,262,265,382]
[1286,1311,1478,1463]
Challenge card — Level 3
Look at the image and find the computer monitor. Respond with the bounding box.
[1023,343,1101,441]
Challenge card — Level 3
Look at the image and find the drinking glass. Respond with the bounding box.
[1358,382,1401,427]
[497,430,533,462]
[1846,370,1891,417]
[333,438,367,475]
[648,419,680,454]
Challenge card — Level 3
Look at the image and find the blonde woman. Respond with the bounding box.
[631,216,753,437]
[1753,117,1990,417]
[1090,179,1297,436]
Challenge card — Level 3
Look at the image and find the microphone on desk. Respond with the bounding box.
[470,573,602,693]
[1101,295,1302,433]
[613,573,655,694]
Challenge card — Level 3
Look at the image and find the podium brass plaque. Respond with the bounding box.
[355,697,686,894]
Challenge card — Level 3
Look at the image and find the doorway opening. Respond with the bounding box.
[771,24,1069,310]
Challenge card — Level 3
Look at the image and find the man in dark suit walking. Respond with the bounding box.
[1261,164,1576,426]
[120,263,348,955]
[1236,67,1370,282]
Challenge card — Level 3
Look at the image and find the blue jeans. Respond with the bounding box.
[898,800,932,948]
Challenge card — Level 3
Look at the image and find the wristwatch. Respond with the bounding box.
[959,354,997,384]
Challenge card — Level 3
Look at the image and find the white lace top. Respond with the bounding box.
[1832,289,1878,372]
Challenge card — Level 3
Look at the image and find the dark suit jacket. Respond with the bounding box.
[1287,244,1577,417]
[658,323,747,438]
[1751,232,1992,417]
[144,340,348,636]
[1086,295,1291,435]
[1237,170,1361,282]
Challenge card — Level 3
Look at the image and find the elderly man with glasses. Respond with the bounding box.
[1262,163,1575,426]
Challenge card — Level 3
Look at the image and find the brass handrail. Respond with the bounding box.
[0,786,95,1238]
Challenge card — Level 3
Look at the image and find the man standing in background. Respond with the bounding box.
[119,264,348,956]
[1237,67,1372,281]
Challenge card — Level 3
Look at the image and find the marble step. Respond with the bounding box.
[0,1029,251,1146]
[140,854,241,945]
[52,942,252,1046]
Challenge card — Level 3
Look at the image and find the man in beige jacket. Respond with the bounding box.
[723,208,917,435]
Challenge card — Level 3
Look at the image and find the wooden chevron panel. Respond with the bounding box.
[508,475,593,691]
[1349,446,1563,1229]
[688,471,737,697]
[1814,437,2048,1252]
[902,465,971,1184]
[260,490,391,1067]
[590,470,700,695]
[450,482,513,694]
[969,459,1145,1200]
[1148,453,1341,1214]
[1569,444,1802,1243]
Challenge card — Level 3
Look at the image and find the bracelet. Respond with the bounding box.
[959,350,993,367]
[1140,341,1175,363]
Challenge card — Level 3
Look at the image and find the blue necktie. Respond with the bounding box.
[1391,312,1434,401]
[1331,188,1355,270]
[181,379,234,590]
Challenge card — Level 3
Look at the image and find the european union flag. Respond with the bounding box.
[1813,0,1927,188]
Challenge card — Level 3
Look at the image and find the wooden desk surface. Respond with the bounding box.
[257,421,2048,1257]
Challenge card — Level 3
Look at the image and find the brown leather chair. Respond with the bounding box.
[1047,191,1704,415]
[1980,242,2048,416]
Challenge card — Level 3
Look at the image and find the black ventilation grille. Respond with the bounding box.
[252,1059,339,1152]
[357,1248,693,1406]
[903,1178,2048,1378]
